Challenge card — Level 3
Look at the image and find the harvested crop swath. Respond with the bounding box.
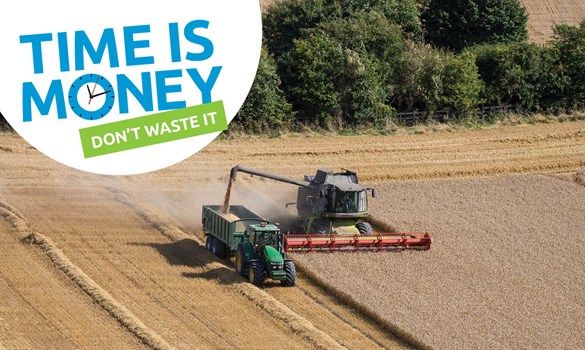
[294,175,585,350]
[0,207,146,350]
[0,186,317,349]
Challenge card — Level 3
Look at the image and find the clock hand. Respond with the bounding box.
[91,90,112,98]
[88,77,100,105]
[87,85,92,97]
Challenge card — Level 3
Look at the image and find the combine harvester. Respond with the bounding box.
[224,165,432,253]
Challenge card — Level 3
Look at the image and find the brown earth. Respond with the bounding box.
[1,120,585,349]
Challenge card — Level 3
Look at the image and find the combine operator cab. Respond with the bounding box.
[297,169,371,217]
[292,169,375,235]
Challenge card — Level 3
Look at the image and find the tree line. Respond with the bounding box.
[233,0,585,133]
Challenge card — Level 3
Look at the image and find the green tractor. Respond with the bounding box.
[234,222,296,287]
[202,205,296,287]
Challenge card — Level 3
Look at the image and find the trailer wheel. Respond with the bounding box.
[205,235,213,251]
[356,222,373,235]
[248,261,266,287]
[235,245,248,277]
[211,238,227,259]
[281,261,296,287]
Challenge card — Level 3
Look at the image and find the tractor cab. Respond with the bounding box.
[247,222,284,255]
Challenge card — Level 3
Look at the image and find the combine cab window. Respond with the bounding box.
[326,190,367,213]
[334,191,358,213]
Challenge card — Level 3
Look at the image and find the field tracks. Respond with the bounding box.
[106,186,348,350]
[0,199,175,350]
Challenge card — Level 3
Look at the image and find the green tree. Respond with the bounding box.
[471,42,568,111]
[319,11,405,125]
[233,48,293,133]
[395,43,446,113]
[279,11,404,129]
[422,0,528,51]
[263,0,421,57]
[280,31,345,128]
[263,0,335,57]
[441,51,483,116]
[552,21,585,108]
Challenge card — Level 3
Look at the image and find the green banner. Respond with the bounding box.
[79,101,227,158]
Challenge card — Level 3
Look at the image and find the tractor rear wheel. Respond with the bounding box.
[211,238,227,259]
[248,261,266,287]
[235,245,248,277]
[356,222,373,235]
[281,261,296,287]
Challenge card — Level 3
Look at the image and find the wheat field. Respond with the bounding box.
[1,120,584,349]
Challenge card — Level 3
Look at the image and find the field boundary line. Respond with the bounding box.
[0,205,176,350]
[108,188,347,350]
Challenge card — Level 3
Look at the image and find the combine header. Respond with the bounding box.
[223,165,432,253]
[285,232,432,252]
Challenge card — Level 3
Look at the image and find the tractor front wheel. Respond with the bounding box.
[281,261,296,287]
[248,261,266,287]
[235,245,248,277]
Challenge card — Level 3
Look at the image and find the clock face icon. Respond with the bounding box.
[68,73,115,121]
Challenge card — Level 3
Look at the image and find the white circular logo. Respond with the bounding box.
[0,1,262,175]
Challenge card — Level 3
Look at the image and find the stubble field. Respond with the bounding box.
[1,120,585,349]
